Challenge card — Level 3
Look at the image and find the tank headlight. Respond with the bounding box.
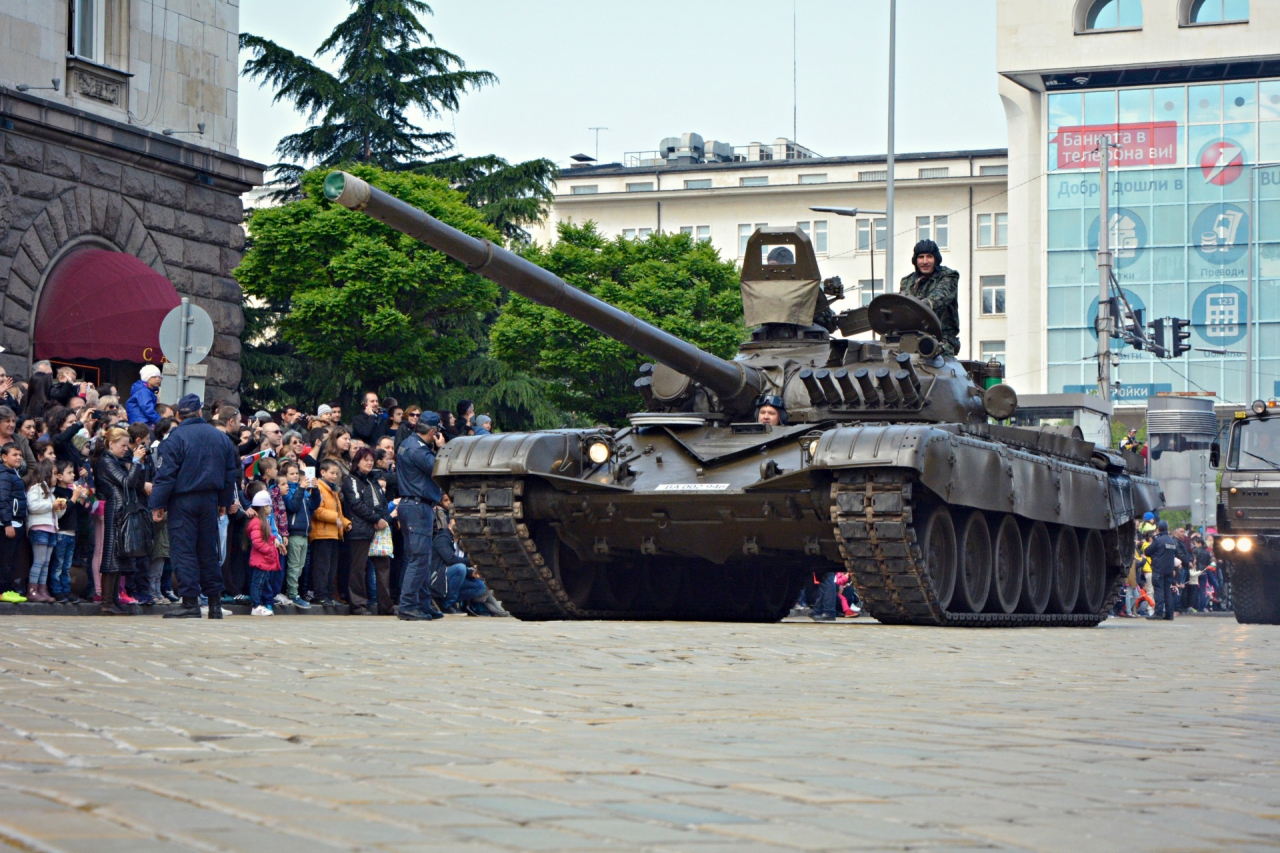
[1220,537,1236,552]
[1253,400,1269,417]
[1237,537,1253,553]
[586,439,612,465]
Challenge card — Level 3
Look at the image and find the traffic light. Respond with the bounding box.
[1148,317,1167,357]
[1129,308,1145,350]
[1171,317,1192,357]
[1107,297,1122,339]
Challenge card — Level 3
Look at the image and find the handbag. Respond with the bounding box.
[115,486,154,559]
[369,524,394,557]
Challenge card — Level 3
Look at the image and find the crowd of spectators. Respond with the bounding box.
[1117,511,1225,619]
[0,362,509,618]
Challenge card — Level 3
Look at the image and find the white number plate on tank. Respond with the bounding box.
[654,484,731,492]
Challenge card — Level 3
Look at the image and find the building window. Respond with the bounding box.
[639,228,653,238]
[799,173,828,184]
[857,219,887,252]
[626,182,654,192]
[918,167,950,179]
[684,179,713,190]
[738,223,767,256]
[797,220,828,253]
[72,0,106,63]
[981,276,1007,315]
[1183,0,1248,24]
[571,185,598,195]
[977,213,1008,247]
[680,226,711,243]
[980,340,1006,366]
[1078,0,1143,32]
[858,170,887,182]
[979,164,1009,176]
[857,280,885,306]
[622,229,637,240]
[915,216,948,248]
[740,176,769,187]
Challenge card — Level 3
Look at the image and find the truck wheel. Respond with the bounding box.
[1232,563,1280,624]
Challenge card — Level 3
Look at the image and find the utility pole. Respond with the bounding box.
[1097,134,1114,403]
[885,0,896,292]
[588,127,608,163]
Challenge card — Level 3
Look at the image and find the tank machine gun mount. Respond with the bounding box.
[324,171,1162,626]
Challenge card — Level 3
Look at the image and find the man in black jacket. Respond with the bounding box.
[352,391,384,445]
[1143,520,1180,620]
[150,395,240,618]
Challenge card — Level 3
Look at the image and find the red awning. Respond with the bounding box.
[34,248,182,364]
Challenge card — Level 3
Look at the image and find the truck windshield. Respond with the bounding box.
[1229,418,1280,470]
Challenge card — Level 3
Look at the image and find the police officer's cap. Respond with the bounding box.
[911,239,942,268]
[177,394,202,416]
[414,410,442,432]
[1157,519,1169,532]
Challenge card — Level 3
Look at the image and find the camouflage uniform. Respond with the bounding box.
[898,265,961,357]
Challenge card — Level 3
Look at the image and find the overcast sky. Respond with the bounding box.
[236,0,1007,170]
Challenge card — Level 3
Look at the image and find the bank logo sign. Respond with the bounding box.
[1192,284,1249,346]
[1198,139,1246,186]
[1087,208,1147,269]
[1192,204,1249,266]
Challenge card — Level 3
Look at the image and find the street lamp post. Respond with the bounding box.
[886,0,897,292]
[811,206,887,305]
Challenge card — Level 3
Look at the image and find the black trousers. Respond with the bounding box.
[348,538,393,614]
[222,511,247,596]
[311,539,342,600]
[1153,569,1178,619]
[0,529,20,593]
[168,492,223,601]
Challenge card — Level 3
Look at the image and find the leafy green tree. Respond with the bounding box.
[235,165,501,401]
[491,223,745,425]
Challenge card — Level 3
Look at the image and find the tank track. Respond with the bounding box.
[831,469,1119,627]
[451,477,800,622]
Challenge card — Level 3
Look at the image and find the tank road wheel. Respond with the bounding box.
[1231,563,1280,624]
[1077,529,1108,614]
[954,510,993,613]
[1018,521,1053,614]
[638,561,681,613]
[919,506,958,609]
[594,563,641,611]
[1047,525,1081,614]
[754,567,798,620]
[988,515,1024,614]
[538,528,595,609]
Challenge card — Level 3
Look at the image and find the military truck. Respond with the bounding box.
[1214,400,1280,623]
[323,170,1162,626]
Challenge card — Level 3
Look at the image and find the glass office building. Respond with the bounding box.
[1046,79,1280,402]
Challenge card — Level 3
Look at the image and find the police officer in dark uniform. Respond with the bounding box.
[396,411,445,621]
[149,395,240,619]
[899,239,962,357]
[1143,519,1180,620]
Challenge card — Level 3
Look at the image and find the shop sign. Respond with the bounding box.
[1052,122,1179,170]
[1064,383,1173,400]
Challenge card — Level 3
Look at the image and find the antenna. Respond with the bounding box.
[588,127,609,163]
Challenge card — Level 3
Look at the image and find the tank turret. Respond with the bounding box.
[323,170,1161,628]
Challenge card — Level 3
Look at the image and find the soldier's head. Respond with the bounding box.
[912,240,942,276]
[756,395,788,426]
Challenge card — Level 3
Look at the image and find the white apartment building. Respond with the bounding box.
[998,0,1280,405]
[532,141,1013,367]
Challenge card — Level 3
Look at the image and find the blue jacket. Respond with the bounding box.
[148,416,240,510]
[126,380,160,427]
[284,482,321,536]
[0,466,26,528]
[396,433,442,503]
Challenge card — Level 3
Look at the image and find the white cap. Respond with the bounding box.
[140,364,162,381]
[317,404,333,417]
[250,491,273,508]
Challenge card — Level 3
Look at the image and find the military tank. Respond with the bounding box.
[324,171,1162,626]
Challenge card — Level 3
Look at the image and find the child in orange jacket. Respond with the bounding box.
[308,459,350,607]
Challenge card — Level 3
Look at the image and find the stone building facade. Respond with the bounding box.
[0,0,260,402]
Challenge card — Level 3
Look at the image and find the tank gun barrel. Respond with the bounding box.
[324,172,761,413]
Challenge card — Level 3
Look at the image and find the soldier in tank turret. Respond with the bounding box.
[898,239,961,357]
[755,395,788,426]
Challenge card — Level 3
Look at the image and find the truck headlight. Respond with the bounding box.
[1221,537,1236,552]
[1237,537,1253,553]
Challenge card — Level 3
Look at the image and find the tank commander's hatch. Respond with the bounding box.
[741,227,826,328]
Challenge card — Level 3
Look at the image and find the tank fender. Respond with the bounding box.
[434,431,587,483]
[811,425,1123,529]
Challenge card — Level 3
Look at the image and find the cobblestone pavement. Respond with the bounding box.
[0,616,1274,853]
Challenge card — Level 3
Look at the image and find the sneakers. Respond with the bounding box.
[810,612,837,622]
[273,594,292,608]
[0,590,27,603]
[397,609,436,621]
[292,596,311,609]
[251,605,274,616]
[164,591,181,603]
